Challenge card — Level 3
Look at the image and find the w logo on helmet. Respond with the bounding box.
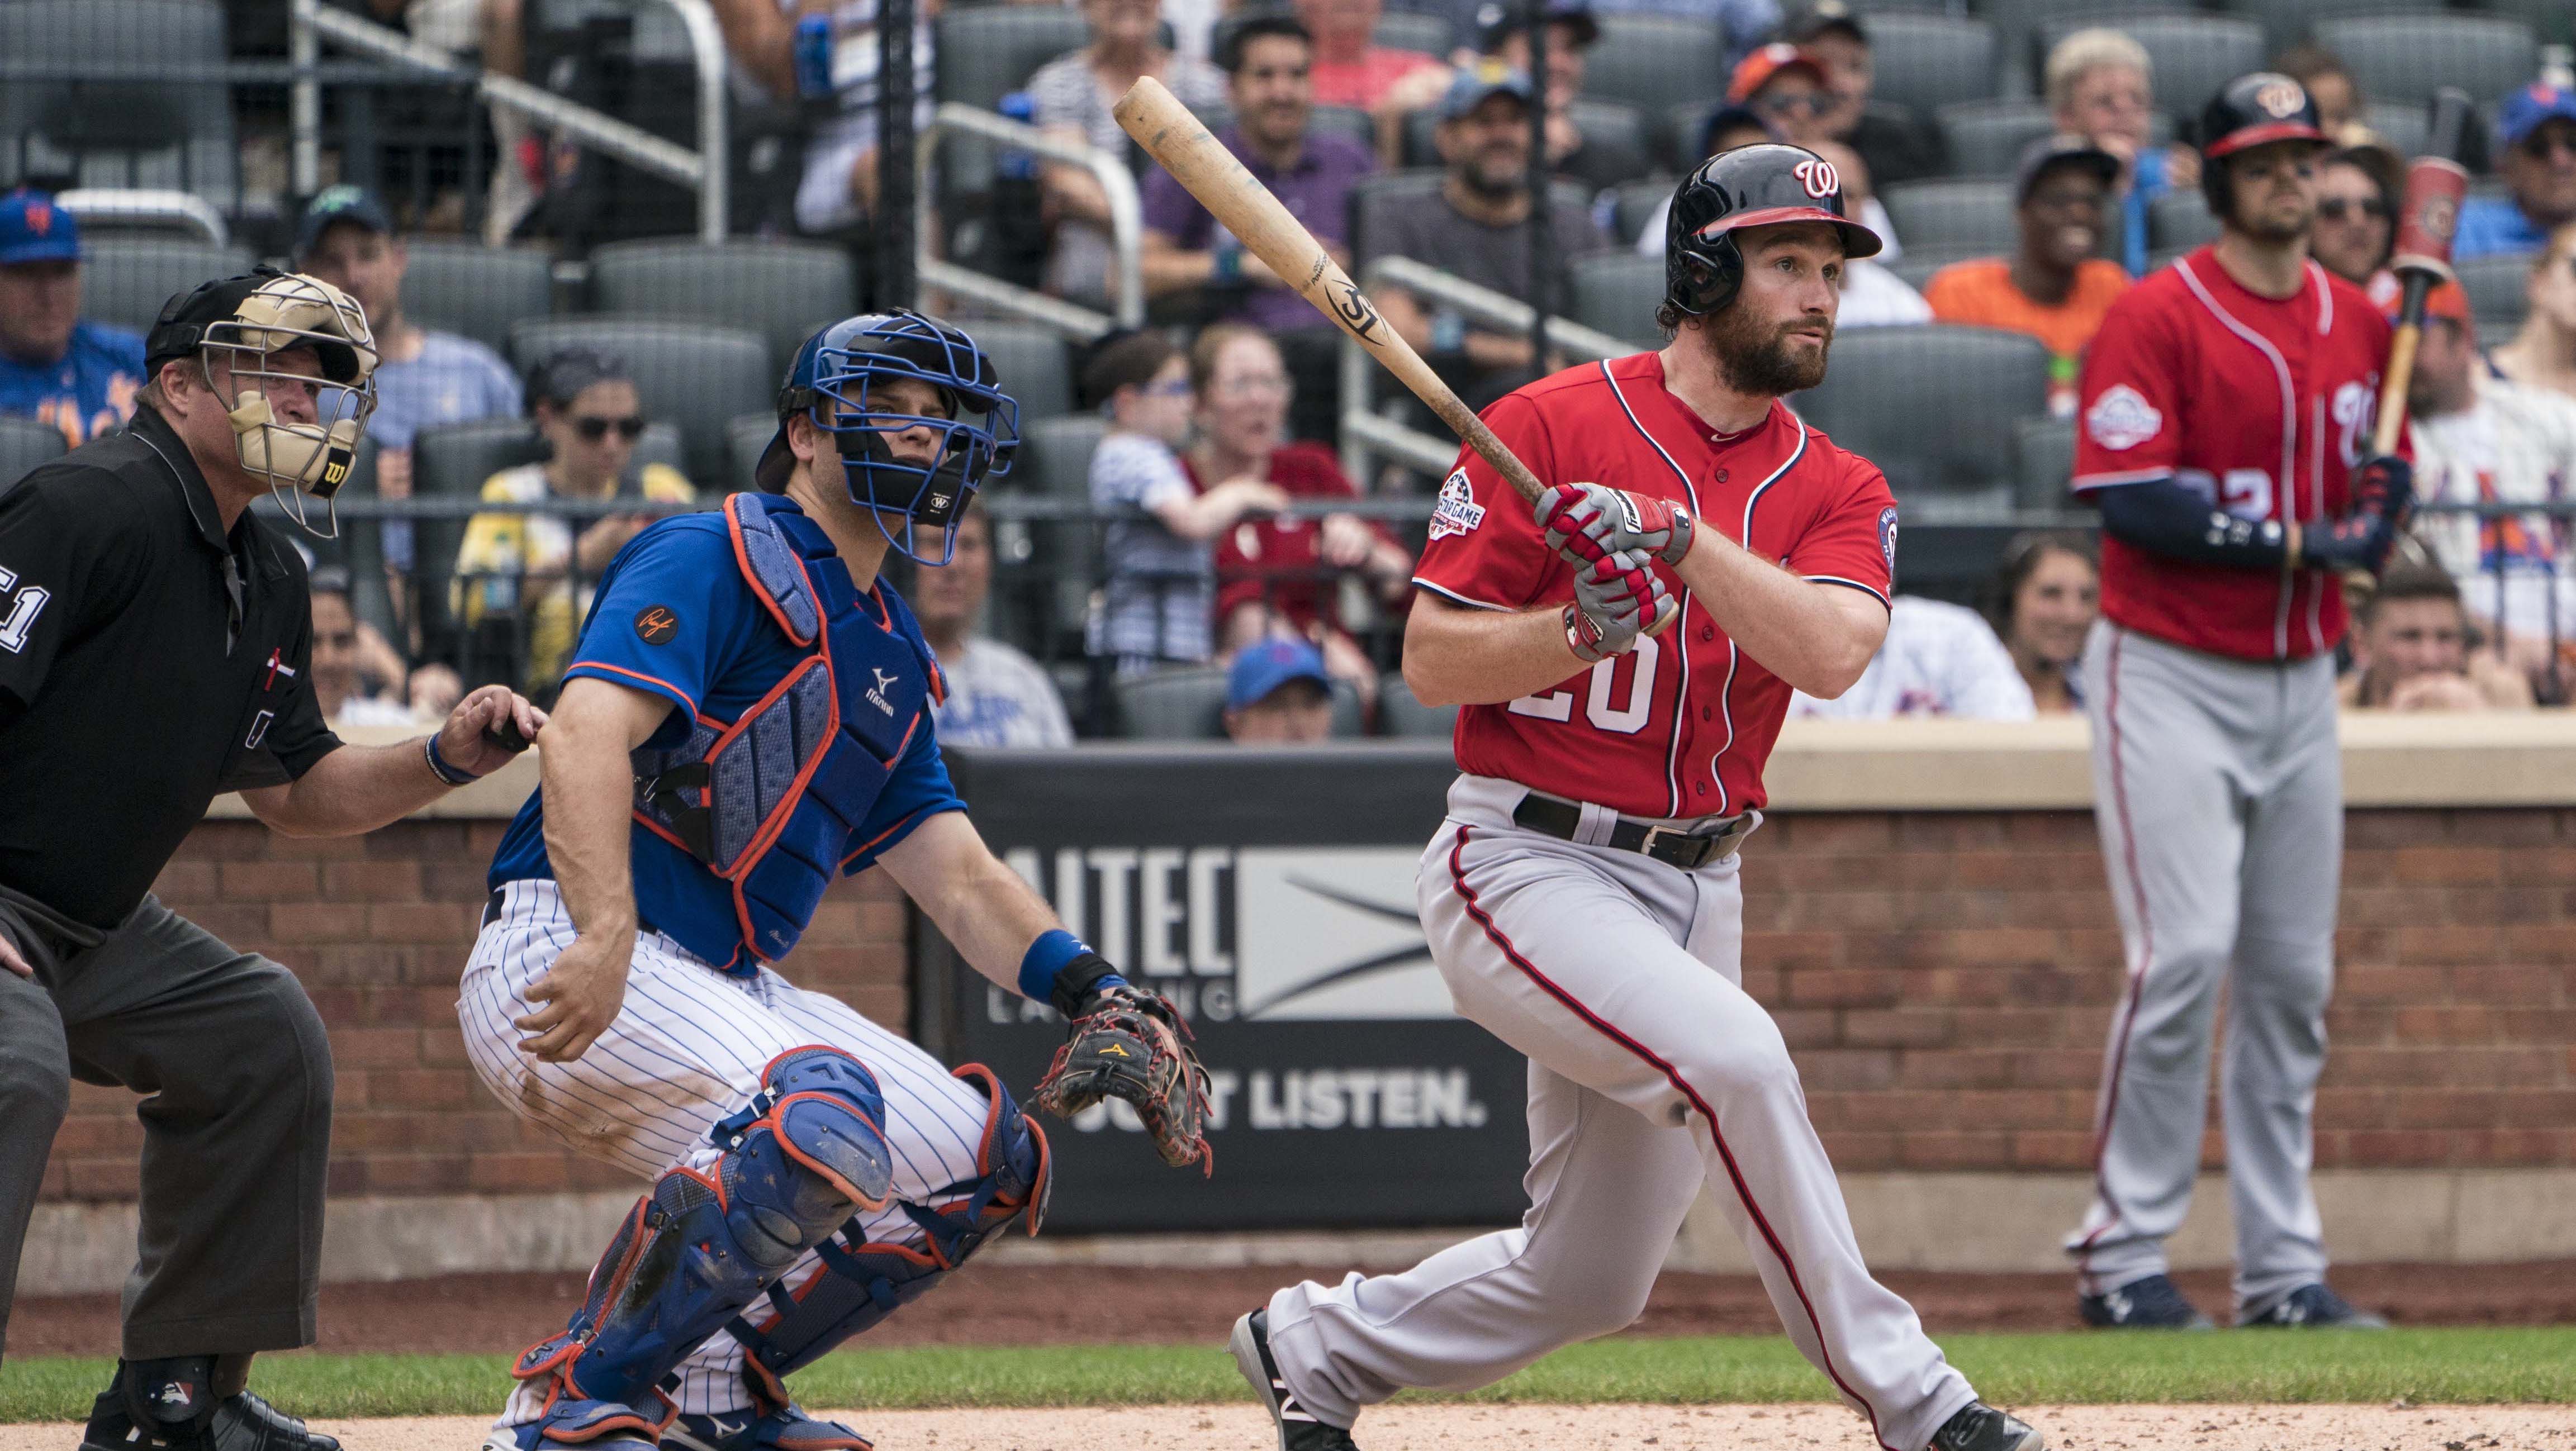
[1792,158,1839,202]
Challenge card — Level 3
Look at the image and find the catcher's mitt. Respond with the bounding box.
[1032,983,1213,1174]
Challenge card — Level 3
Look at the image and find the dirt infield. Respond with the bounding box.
[6,1404,2574,1451]
[12,1262,2576,1358]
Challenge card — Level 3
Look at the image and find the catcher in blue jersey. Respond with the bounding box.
[453,312,1209,1451]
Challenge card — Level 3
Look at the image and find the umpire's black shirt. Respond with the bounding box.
[0,403,342,930]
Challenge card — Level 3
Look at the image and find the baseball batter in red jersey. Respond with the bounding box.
[1226,145,2044,1451]
[2063,74,2411,1332]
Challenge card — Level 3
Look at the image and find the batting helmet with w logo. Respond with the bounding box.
[1663,142,1882,319]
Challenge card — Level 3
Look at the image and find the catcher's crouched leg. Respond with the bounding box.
[712,1064,1050,1438]
[502,1048,896,1451]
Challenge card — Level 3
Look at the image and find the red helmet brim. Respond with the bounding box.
[1695,204,1885,260]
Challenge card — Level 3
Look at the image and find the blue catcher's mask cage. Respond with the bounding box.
[753,310,1020,567]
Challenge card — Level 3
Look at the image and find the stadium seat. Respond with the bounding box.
[507,318,773,487]
[2230,0,2439,55]
[936,7,1090,109]
[2478,0,2575,50]
[1610,178,1672,248]
[0,0,238,199]
[2147,189,2219,254]
[2313,16,2536,115]
[2034,15,2262,128]
[1114,664,1363,739]
[1862,14,1999,121]
[1937,101,2056,179]
[1373,10,1450,58]
[0,417,68,493]
[1794,326,2052,518]
[1878,178,2018,258]
[2456,251,2534,339]
[1378,674,1459,739]
[1583,16,1729,158]
[2013,414,2076,513]
[969,321,1076,424]
[77,238,253,334]
[1017,415,1109,645]
[727,412,775,494]
[2362,102,2429,165]
[400,241,554,358]
[589,239,857,373]
[1571,253,1666,350]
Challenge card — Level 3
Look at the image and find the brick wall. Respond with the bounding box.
[35,807,2576,1205]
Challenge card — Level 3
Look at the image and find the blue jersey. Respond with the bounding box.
[0,320,146,445]
[487,499,965,973]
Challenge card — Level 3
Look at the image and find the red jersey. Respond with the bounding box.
[2072,248,2398,660]
[1180,442,1394,634]
[1413,353,1897,820]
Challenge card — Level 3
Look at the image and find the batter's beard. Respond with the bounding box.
[1704,304,1833,396]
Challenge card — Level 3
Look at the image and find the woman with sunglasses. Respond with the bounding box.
[454,348,698,694]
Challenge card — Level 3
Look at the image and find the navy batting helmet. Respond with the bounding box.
[1663,142,1881,320]
[755,309,1019,566]
[2197,72,2327,220]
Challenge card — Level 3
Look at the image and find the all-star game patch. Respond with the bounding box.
[634,605,681,644]
[1429,469,1486,540]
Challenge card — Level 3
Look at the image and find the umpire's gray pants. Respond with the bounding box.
[0,887,334,1364]
[2066,621,2339,1315]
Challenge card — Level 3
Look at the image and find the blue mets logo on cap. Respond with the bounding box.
[0,189,80,266]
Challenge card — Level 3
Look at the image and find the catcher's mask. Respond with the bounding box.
[145,267,379,539]
[754,309,1019,568]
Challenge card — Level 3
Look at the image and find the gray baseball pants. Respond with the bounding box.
[0,887,334,1364]
[1265,776,1976,1451]
[2067,620,2340,1316]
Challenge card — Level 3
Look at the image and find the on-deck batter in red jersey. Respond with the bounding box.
[1412,351,1898,820]
[2072,246,2398,660]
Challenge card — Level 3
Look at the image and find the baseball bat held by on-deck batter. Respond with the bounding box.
[1112,75,1674,634]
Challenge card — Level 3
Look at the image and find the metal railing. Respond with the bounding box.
[917,102,1145,341]
[288,0,729,242]
[56,189,228,245]
[1337,256,1634,484]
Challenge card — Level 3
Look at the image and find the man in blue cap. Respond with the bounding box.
[1224,636,1338,742]
[2456,83,2576,261]
[0,189,147,447]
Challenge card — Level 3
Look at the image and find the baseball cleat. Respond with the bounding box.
[1928,1402,2046,1451]
[80,1390,343,1451]
[2238,1282,2388,1329]
[661,1404,874,1451]
[1230,1309,1359,1451]
[2078,1272,2214,1329]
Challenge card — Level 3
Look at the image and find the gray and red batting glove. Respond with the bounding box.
[1565,549,1669,663]
[1536,482,1696,568]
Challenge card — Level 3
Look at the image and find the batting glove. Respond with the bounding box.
[2351,454,2415,527]
[2297,508,2403,576]
[1536,483,1695,569]
[1564,549,1670,663]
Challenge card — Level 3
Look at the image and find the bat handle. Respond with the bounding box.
[1645,596,1680,638]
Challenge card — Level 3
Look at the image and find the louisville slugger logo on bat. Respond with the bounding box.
[1330,280,1384,340]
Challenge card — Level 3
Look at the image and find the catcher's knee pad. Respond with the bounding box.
[727,1064,1050,1402]
[510,1048,894,1440]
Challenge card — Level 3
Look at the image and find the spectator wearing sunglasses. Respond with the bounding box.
[2458,84,2576,262]
[2312,145,2398,289]
[454,348,696,694]
[1727,45,1902,258]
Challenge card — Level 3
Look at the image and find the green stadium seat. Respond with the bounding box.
[1794,326,2052,519]
[77,238,253,334]
[587,239,857,374]
[401,241,555,358]
[0,417,69,493]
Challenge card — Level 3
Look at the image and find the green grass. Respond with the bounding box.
[6,1329,2572,1423]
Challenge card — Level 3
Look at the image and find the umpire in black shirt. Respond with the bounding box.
[0,270,543,1451]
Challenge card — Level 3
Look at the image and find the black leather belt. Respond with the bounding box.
[483,887,660,939]
[1511,794,1753,869]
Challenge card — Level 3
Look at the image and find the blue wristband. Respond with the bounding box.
[423,732,481,787]
[1018,929,1090,1002]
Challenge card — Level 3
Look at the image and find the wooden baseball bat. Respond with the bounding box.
[2372,87,2477,459]
[1113,77,1676,635]
[1113,77,1549,503]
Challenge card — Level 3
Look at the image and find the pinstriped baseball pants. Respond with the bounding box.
[1264,776,1976,1451]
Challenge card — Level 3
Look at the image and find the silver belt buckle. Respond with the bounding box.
[1638,822,1690,863]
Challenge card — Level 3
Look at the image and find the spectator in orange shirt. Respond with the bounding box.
[1294,0,1448,150]
[1924,136,2131,415]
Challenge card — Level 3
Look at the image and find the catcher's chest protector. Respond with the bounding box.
[630,492,941,967]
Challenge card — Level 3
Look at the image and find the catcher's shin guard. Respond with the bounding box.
[726,1065,1050,1405]
[511,1048,895,1442]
